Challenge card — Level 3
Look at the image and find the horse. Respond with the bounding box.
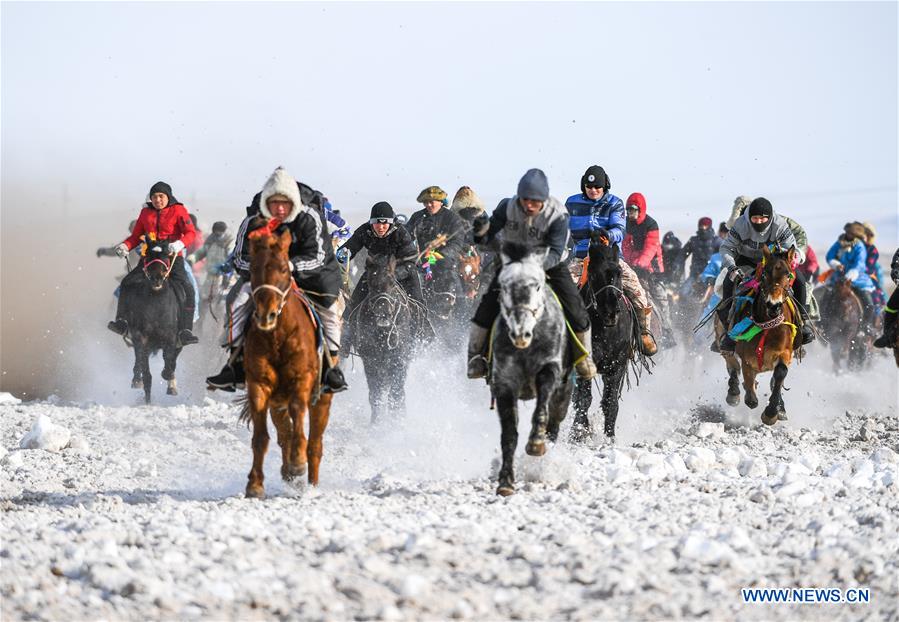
[122,240,183,404]
[351,253,417,424]
[490,242,573,496]
[420,249,462,345]
[815,276,865,373]
[721,246,800,425]
[458,246,482,301]
[240,224,333,498]
[571,240,647,441]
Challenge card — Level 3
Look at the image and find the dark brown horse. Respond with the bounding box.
[240,225,333,498]
[816,276,864,372]
[722,246,800,426]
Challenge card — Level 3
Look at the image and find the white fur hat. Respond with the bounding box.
[259,167,302,223]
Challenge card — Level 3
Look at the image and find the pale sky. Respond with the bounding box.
[1,1,897,396]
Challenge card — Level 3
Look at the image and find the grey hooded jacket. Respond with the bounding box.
[720,213,798,269]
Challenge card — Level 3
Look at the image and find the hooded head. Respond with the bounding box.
[259,167,303,223]
[517,169,550,202]
[626,192,647,224]
[662,231,681,250]
[747,197,774,235]
[450,186,485,216]
[580,165,610,193]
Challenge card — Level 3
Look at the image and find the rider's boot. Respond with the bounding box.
[177,299,200,346]
[873,309,897,348]
[108,318,128,336]
[638,307,658,356]
[719,332,737,353]
[797,304,815,345]
[206,348,245,392]
[467,324,490,379]
[573,329,598,380]
[322,350,348,394]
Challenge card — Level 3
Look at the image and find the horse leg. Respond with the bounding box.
[362,359,385,425]
[131,347,143,389]
[546,378,573,443]
[495,391,518,496]
[601,366,626,439]
[135,342,152,404]
[525,366,557,457]
[569,377,594,444]
[162,346,179,395]
[246,383,271,498]
[388,358,408,420]
[307,394,333,486]
[762,362,788,426]
[724,353,741,406]
[741,360,759,409]
[285,394,309,480]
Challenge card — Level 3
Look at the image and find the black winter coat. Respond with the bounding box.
[682,228,722,280]
[406,207,466,264]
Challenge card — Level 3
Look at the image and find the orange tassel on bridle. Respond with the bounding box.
[248,218,283,240]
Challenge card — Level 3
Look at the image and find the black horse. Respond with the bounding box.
[351,254,419,424]
[121,241,183,403]
[571,240,648,441]
[421,260,462,346]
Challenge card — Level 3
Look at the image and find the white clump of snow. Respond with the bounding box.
[18,414,71,452]
[0,392,22,405]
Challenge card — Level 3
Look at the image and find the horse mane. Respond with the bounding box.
[501,241,535,264]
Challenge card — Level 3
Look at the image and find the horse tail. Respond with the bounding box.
[234,394,252,428]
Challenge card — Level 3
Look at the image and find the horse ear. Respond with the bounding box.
[762,245,772,260]
[786,246,796,265]
[500,251,511,267]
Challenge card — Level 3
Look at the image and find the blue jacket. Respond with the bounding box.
[825,240,875,291]
[700,253,724,284]
[564,192,626,259]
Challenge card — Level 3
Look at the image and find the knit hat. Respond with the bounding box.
[747,197,773,233]
[148,181,176,206]
[580,165,610,193]
[698,216,713,229]
[369,201,395,223]
[517,168,550,201]
[416,186,448,204]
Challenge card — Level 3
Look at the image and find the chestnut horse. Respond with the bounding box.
[722,246,799,426]
[458,247,482,300]
[240,225,333,498]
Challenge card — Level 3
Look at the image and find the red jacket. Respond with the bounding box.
[798,245,819,279]
[622,192,664,273]
[123,203,196,254]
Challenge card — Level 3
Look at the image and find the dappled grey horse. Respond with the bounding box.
[490,242,573,496]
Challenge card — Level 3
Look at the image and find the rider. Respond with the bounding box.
[187,221,234,282]
[716,197,814,351]
[873,248,899,348]
[337,201,426,355]
[107,181,200,346]
[406,186,467,287]
[205,168,348,393]
[825,222,877,335]
[681,217,722,284]
[623,192,675,347]
[564,166,658,355]
[661,232,685,288]
[468,168,598,380]
[450,186,487,244]
[861,222,886,312]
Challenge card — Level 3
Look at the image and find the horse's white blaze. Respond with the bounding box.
[766,292,783,304]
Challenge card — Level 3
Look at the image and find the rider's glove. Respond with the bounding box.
[213,261,231,275]
[335,248,350,264]
[169,240,186,255]
[186,253,197,264]
[114,243,129,258]
[828,259,842,271]
[592,227,611,243]
[729,265,746,282]
[845,269,859,282]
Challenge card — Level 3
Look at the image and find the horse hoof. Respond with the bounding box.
[761,412,778,426]
[245,485,266,499]
[726,393,740,407]
[777,411,788,421]
[496,484,515,496]
[282,462,307,480]
[525,440,546,457]
[167,387,178,396]
[745,396,758,409]
[131,379,143,389]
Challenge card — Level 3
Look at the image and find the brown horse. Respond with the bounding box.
[241,225,333,498]
[816,276,864,372]
[458,246,482,299]
[722,246,799,426]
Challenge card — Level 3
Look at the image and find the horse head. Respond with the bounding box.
[458,247,482,299]
[760,245,796,319]
[142,240,175,292]
[587,240,623,326]
[248,220,293,332]
[499,242,547,349]
[365,253,402,328]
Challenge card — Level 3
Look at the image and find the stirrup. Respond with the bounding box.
[178,329,199,346]
[467,355,488,379]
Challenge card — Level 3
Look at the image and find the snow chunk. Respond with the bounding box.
[685,447,716,472]
[677,533,736,566]
[739,457,767,478]
[693,422,725,439]
[19,414,71,452]
[0,392,22,405]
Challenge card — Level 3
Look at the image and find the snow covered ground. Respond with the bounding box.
[1,344,897,621]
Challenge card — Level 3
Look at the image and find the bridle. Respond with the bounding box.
[143,253,175,281]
